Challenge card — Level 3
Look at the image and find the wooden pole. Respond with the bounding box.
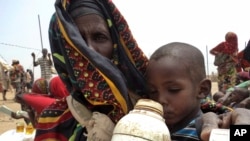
[38,15,43,50]
[206,45,209,78]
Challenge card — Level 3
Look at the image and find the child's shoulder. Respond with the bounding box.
[171,119,200,141]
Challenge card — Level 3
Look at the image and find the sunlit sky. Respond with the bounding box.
[1,0,250,79]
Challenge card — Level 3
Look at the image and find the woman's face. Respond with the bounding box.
[74,14,113,59]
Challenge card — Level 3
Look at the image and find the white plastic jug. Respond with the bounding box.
[111,99,171,141]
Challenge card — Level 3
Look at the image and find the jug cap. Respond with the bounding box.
[134,99,163,117]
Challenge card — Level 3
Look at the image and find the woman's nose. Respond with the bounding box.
[86,40,98,52]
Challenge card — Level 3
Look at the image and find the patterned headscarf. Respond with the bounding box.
[31,78,48,94]
[224,32,238,54]
[50,0,148,122]
[212,32,238,55]
[35,1,148,139]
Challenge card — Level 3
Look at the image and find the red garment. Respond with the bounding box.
[237,51,250,72]
[21,76,69,116]
[31,78,48,94]
[22,94,55,115]
[49,76,69,98]
[210,32,238,55]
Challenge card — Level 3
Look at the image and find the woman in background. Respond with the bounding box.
[210,32,239,92]
[236,39,250,83]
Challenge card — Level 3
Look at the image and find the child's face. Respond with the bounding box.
[146,56,201,127]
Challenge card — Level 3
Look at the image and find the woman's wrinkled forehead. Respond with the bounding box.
[69,0,104,19]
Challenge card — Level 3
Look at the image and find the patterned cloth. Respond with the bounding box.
[171,120,199,141]
[210,32,238,91]
[31,78,48,94]
[10,63,25,92]
[201,97,233,114]
[18,76,70,127]
[35,0,148,140]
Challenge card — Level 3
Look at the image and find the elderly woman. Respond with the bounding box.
[35,0,148,140]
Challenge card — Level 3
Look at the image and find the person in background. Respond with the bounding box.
[210,32,239,92]
[236,39,250,84]
[9,60,25,97]
[25,69,33,93]
[1,70,10,100]
[27,69,34,85]
[8,60,28,123]
[31,48,53,82]
[15,76,69,127]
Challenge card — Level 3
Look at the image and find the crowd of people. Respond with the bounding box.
[0,47,53,101]
[1,0,250,141]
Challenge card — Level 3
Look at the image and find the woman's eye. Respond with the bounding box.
[94,34,108,42]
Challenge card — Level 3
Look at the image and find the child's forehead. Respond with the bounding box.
[148,56,190,75]
[150,53,191,65]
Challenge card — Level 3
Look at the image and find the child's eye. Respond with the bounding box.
[168,88,181,93]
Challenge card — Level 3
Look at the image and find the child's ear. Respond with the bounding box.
[197,78,211,99]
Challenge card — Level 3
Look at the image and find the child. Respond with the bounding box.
[146,42,212,140]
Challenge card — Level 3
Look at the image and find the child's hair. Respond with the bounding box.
[149,42,206,83]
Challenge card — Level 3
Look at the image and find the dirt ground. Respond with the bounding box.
[0,82,219,134]
[0,91,23,134]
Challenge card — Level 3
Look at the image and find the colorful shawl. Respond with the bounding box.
[35,0,148,140]
[200,97,233,114]
[18,76,70,127]
[210,32,238,55]
[31,78,48,94]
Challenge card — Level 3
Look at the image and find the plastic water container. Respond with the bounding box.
[111,99,171,141]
